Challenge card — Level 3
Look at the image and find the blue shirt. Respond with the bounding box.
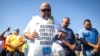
[54,26,75,52]
[79,28,99,50]
[62,27,75,52]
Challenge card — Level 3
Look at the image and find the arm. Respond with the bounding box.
[98,35,100,51]
[16,41,25,47]
[79,30,96,48]
[23,32,32,40]
[0,27,10,39]
[6,43,14,48]
[62,39,76,52]
[15,37,25,48]
[59,31,76,52]
[6,35,14,48]
[23,17,38,40]
[80,38,96,48]
[0,31,6,39]
[16,35,25,48]
[93,35,100,53]
[98,35,100,47]
[79,29,99,53]
[80,30,99,49]
[80,38,99,53]
[23,32,38,40]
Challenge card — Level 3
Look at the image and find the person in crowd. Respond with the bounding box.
[52,31,66,56]
[52,17,76,56]
[75,33,82,56]
[23,2,60,56]
[0,27,10,56]
[22,40,29,56]
[6,28,25,56]
[79,19,100,56]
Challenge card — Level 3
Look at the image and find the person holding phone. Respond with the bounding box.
[0,27,10,56]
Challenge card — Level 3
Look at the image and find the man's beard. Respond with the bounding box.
[44,16,49,20]
[86,27,92,30]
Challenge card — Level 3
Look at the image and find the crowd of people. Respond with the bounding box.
[0,2,100,56]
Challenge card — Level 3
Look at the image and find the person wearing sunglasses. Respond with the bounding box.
[23,2,60,56]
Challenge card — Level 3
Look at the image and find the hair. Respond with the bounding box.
[75,33,79,35]
[14,28,20,33]
[84,19,91,24]
[64,17,70,21]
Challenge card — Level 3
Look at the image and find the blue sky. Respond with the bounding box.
[0,0,100,36]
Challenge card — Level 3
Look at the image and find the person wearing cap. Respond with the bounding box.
[23,2,60,56]
[52,17,76,56]
[6,28,25,56]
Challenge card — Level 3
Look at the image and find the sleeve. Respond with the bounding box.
[6,35,11,43]
[71,29,76,43]
[23,19,32,33]
[95,29,99,37]
[55,23,61,32]
[20,35,25,42]
[53,23,61,36]
[92,28,99,38]
[79,30,84,39]
[2,36,6,41]
[23,16,37,33]
[99,34,100,37]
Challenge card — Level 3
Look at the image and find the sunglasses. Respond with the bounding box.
[41,9,51,12]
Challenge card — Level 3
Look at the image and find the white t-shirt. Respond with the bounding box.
[24,15,60,56]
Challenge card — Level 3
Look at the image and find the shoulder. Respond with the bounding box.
[32,15,40,19]
[67,28,74,32]
[6,35,14,40]
[31,15,40,22]
[92,28,98,31]
[91,28,99,33]
[54,23,61,27]
[27,15,41,25]
[18,35,25,40]
[66,28,75,35]
[7,35,14,38]
[2,36,6,39]
[79,28,85,33]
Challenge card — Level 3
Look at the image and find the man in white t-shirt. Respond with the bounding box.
[23,2,61,56]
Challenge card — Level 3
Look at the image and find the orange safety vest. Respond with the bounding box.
[2,36,7,49]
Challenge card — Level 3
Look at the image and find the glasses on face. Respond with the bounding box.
[41,9,51,12]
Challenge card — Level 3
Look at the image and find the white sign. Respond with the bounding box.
[36,24,57,45]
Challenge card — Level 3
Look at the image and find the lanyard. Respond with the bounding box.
[47,16,53,24]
